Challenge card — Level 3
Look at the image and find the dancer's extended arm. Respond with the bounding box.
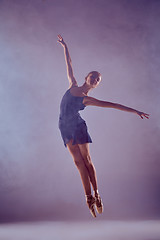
[83,97,149,119]
[57,34,77,88]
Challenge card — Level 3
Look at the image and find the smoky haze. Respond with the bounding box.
[0,0,159,221]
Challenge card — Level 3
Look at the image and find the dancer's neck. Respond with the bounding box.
[80,83,93,95]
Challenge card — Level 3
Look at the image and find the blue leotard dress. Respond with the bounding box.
[59,88,92,147]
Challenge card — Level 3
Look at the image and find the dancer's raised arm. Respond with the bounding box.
[57,34,77,88]
[83,97,149,119]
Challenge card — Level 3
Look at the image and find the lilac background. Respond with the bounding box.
[0,0,160,222]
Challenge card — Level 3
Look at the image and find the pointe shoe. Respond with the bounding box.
[86,195,96,218]
[94,193,104,214]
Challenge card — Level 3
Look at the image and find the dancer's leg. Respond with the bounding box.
[78,143,98,192]
[78,143,104,214]
[67,140,91,196]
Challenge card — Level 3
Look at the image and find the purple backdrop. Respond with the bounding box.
[0,0,159,221]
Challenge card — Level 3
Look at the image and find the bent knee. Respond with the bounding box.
[74,158,85,168]
[83,154,92,167]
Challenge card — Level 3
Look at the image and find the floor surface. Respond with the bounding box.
[0,220,160,240]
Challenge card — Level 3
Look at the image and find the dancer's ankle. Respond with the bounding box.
[94,189,99,197]
[85,194,92,200]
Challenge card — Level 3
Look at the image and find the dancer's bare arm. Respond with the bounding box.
[83,97,149,119]
[57,34,77,88]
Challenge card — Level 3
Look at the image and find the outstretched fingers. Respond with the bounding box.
[143,113,149,119]
[57,34,63,41]
[138,112,149,119]
[57,34,65,46]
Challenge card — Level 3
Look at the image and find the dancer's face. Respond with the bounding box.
[86,73,101,88]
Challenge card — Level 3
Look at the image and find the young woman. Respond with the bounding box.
[57,34,149,218]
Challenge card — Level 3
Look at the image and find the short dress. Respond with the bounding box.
[59,88,92,147]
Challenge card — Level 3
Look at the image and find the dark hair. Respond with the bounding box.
[85,71,101,80]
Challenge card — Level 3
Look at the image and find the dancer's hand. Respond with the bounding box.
[136,111,149,119]
[57,34,66,47]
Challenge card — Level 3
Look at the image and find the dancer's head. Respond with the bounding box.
[85,71,101,88]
